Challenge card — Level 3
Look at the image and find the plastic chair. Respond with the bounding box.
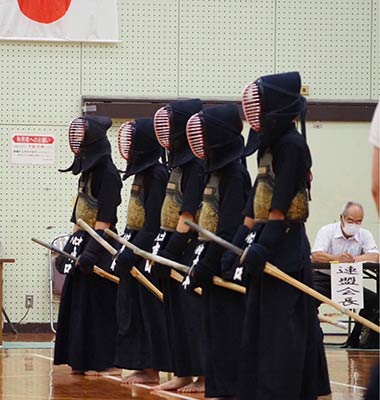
[48,234,70,333]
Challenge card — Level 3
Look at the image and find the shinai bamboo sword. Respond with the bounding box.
[104,228,246,295]
[31,237,119,284]
[32,237,344,330]
[106,226,344,329]
[184,220,380,334]
[76,219,163,301]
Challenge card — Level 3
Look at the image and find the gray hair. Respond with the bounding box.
[341,201,364,217]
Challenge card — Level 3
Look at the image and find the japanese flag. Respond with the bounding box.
[0,0,119,42]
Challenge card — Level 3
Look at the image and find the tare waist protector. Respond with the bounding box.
[75,173,98,229]
[254,150,309,222]
[126,174,145,231]
[160,167,184,232]
[198,172,220,241]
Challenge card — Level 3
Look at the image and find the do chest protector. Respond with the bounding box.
[126,174,145,231]
[75,173,98,228]
[198,172,220,240]
[254,150,309,222]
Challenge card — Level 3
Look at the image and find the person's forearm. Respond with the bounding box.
[94,221,111,230]
[354,253,379,263]
[311,251,340,263]
[176,212,194,233]
[244,216,255,230]
[371,147,379,215]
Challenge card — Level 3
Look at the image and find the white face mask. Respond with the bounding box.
[342,222,360,237]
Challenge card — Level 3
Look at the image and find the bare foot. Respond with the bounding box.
[122,369,159,384]
[122,370,141,380]
[71,370,84,375]
[103,367,121,376]
[206,398,235,400]
[178,376,205,393]
[206,397,237,400]
[84,368,121,376]
[84,370,101,376]
[152,376,193,391]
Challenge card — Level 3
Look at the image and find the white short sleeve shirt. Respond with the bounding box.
[312,222,379,274]
[312,222,378,256]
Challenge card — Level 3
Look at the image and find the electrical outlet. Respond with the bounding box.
[301,85,310,96]
[25,295,33,309]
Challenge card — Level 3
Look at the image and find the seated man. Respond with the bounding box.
[312,201,379,348]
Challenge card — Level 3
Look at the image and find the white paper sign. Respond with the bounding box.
[330,262,364,310]
[11,133,55,165]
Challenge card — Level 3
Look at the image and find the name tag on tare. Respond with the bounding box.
[330,262,364,310]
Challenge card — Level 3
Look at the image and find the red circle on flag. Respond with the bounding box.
[17,0,72,24]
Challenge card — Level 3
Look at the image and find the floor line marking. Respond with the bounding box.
[157,390,196,400]
[133,383,152,389]
[0,372,55,379]
[103,374,122,382]
[154,390,196,400]
[30,353,53,361]
[35,360,369,396]
[132,383,196,399]
[330,380,366,390]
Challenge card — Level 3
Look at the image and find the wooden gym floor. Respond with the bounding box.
[0,333,378,400]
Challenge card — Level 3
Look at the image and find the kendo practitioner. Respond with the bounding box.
[220,128,262,286]
[54,115,122,374]
[150,99,207,392]
[224,71,331,400]
[112,118,171,384]
[183,104,251,399]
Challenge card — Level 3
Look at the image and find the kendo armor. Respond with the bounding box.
[160,167,184,232]
[254,149,309,222]
[154,99,203,168]
[186,104,244,172]
[198,172,220,240]
[126,174,145,231]
[119,119,162,230]
[60,116,113,175]
[75,173,98,228]
[186,104,244,238]
[119,119,162,179]
[242,71,307,154]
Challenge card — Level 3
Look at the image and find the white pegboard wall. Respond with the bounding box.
[0,122,128,324]
[0,42,81,125]
[0,124,76,323]
[81,0,179,97]
[0,0,377,123]
[276,0,373,100]
[179,0,275,97]
[372,0,379,99]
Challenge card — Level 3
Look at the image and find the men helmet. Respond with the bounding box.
[242,71,307,143]
[186,104,244,172]
[118,118,162,179]
[154,99,203,168]
[60,115,112,175]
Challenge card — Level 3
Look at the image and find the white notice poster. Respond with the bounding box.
[11,133,55,165]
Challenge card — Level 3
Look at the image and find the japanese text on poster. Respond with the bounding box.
[11,134,55,165]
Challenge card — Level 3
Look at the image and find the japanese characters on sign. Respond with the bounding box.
[11,134,55,165]
[331,262,364,310]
